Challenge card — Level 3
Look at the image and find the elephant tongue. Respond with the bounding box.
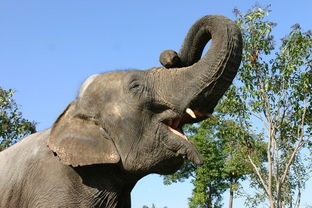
[166,118,188,140]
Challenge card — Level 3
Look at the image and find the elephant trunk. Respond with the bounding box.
[150,15,242,116]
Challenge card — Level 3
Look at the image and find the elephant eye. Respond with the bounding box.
[129,82,140,90]
[128,80,145,95]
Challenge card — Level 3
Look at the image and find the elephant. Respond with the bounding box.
[0,15,242,208]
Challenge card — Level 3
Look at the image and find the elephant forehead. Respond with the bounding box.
[79,72,128,98]
[79,74,100,98]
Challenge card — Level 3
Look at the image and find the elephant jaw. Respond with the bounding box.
[162,108,203,165]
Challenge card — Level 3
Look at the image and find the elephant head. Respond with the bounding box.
[47,15,242,176]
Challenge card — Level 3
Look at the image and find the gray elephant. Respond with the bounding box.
[0,15,242,208]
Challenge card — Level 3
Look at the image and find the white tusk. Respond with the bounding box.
[186,108,196,118]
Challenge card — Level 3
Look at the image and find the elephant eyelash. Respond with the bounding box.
[129,83,141,90]
[128,81,146,96]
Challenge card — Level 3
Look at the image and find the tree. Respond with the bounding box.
[234,6,312,207]
[0,87,36,151]
[164,5,312,208]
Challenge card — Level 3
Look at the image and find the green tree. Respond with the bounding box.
[0,87,36,151]
[165,5,311,208]
[234,6,311,208]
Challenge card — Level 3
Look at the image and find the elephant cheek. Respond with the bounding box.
[118,127,184,174]
[138,149,185,175]
[119,143,177,174]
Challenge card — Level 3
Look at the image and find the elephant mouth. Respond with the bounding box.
[164,108,210,136]
[164,118,188,140]
[161,108,206,165]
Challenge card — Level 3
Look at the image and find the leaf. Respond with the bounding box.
[0,87,36,151]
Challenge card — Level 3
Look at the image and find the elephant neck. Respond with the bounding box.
[74,164,140,208]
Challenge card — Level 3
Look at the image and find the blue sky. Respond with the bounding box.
[1,1,311,207]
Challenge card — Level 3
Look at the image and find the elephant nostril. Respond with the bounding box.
[159,50,181,68]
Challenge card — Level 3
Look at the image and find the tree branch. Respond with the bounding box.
[294,181,301,208]
[248,155,269,196]
[280,99,308,185]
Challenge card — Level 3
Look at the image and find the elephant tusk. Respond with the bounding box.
[186,108,197,118]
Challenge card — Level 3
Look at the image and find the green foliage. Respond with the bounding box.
[234,5,311,207]
[0,87,36,151]
[164,5,311,208]
[188,120,228,208]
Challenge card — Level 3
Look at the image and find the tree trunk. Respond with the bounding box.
[229,188,234,208]
[229,177,235,208]
[207,186,213,208]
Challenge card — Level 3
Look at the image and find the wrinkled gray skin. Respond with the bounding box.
[0,15,242,208]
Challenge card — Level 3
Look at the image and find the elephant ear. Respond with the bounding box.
[47,102,120,167]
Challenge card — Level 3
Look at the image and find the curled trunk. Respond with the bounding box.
[150,15,242,116]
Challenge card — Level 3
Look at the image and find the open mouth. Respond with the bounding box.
[164,117,188,140]
[163,108,214,141]
[161,108,207,165]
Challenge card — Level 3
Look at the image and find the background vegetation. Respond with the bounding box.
[164,5,312,208]
[0,87,36,151]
